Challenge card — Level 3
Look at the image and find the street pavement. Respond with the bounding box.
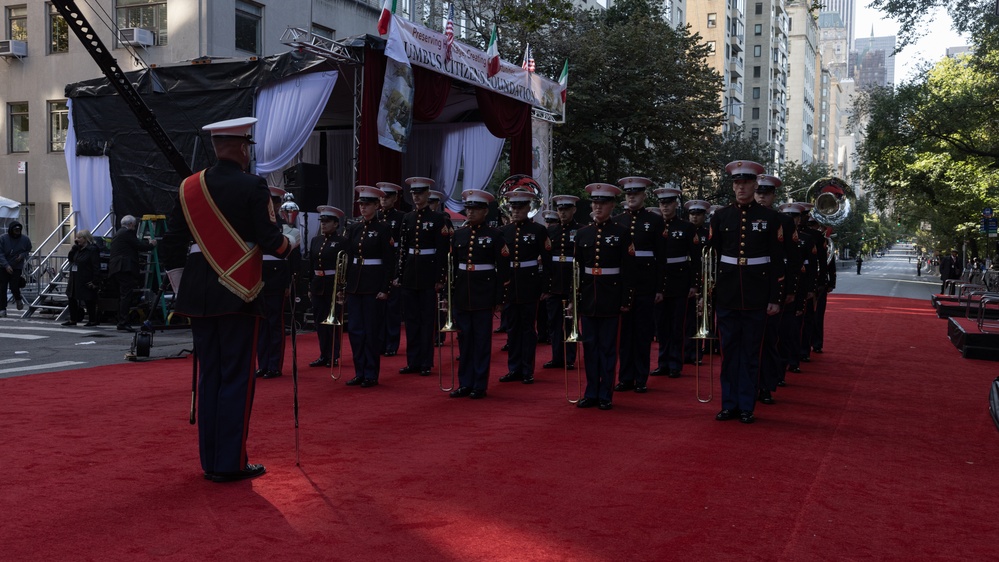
[835,242,940,300]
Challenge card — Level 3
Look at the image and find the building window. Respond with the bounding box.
[235,1,262,54]
[754,45,762,57]
[755,3,763,15]
[752,87,760,99]
[753,66,761,78]
[311,24,335,41]
[752,107,760,119]
[116,0,168,46]
[9,102,29,153]
[751,128,759,139]
[707,13,717,28]
[49,4,69,53]
[48,100,68,152]
[707,41,716,53]
[754,24,762,35]
[8,5,27,40]
[59,202,72,240]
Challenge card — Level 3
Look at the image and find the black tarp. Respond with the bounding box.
[66,50,338,219]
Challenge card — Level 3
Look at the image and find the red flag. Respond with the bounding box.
[377,0,397,36]
[444,4,455,63]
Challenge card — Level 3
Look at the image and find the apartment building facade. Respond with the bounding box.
[784,1,817,165]
[688,0,746,136]
[744,0,788,168]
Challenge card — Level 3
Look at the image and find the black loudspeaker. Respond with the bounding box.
[284,163,328,210]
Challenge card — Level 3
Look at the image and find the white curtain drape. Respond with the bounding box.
[264,131,322,189]
[65,99,113,234]
[254,71,338,176]
[455,125,504,212]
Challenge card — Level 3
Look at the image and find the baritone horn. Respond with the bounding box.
[438,251,458,392]
[322,250,348,380]
[693,246,717,403]
[806,177,855,227]
[498,175,543,219]
[564,260,582,404]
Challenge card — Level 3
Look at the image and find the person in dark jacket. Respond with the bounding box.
[108,215,157,330]
[0,220,32,315]
[62,229,102,327]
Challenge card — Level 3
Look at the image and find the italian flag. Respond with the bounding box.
[558,60,569,104]
[377,0,396,35]
[486,25,500,78]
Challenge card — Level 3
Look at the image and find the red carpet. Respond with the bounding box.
[3,295,997,561]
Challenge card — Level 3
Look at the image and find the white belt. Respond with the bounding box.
[408,248,437,255]
[634,250,655,258]
[552,256,574,263]
[314,269,337,276]
[665,256,689,264]
[584,267,620,275]
[511,260,538,268]
[720,255,770,266]
[458,263,495,271]
[803,260,810,265]
[353,258,383,265]
[263,255,282,261]
[189,242,256,254]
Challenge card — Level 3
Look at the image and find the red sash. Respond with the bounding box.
[180,171,263,303]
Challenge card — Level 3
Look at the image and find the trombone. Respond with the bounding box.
[322,250,348,380]
[693,246,717,403]
[564,260,582,404]
[438,251,458,392]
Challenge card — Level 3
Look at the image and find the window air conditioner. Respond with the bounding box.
[0,40,28,57]
[119,27,154,47]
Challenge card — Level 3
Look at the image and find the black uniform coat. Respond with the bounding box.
[613,208,664,297]
[501,219,550,304]
[398,207,451,289]
[658,216,699,298]
[451,223,510,311]
[108,227,154,276]
[574,220,635,317]
[776,213,801,302]
[343,218,394,295]
[309,232,347,298]
[792,227,817,310]
[160,159,291,317]
[708,201,785,310]
[547,219,580,296]
[66,242,102,301]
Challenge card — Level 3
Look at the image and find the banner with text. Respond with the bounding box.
[387,15,565,116]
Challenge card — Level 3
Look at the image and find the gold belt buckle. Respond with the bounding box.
[738,257,747,265]
[592,267,602,275]
[467,264,476,272]
[414,248,422,255]
[559,256,566,262]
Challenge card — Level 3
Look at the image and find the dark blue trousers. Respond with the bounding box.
[581,315,620,402]
[799,299,815,360]
[347,293,386,381]
[506,301,538,376]
[546,295,577,365]
[779,307,803,372]
[311,292,341,362]
[812,287,828,351]
[654,295,687,374]
[191,314,258,474]
[256,292,286,373]
[759,311,781,392]
[455,308,492,391]
[619,293,655,385]
[382,287,402,354]
[402,286,437,371]
[716,307,766,413]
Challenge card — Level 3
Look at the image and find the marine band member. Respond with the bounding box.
[376,181,405,357]
[544,195,580,370]
[682,199,711,364]
[308,205,346,369]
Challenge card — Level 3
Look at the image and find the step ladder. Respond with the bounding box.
[137,215,169,323]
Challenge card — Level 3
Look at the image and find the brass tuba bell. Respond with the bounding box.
[806,177,855,228]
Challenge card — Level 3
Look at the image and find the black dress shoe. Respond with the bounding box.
[787,366,801,374]
[598,401,613,410]
[383,350,396,357]
[493,327,506,333]
[576,397,598,408]
[399,365,419,374]
[207,463,266,483]
[715,409,740,421]
[740,411,756,424]
[614,381,635,391]
[345,376,364,386]
[469,389,487,399]
[61,320,77,326]
[777,380,787,387]
[449,386,472,398]
[668,369,682,378]
[683,358,695,365]
[634,385,648,394]
[254,369,267,378]
[521,375,534,385]
[84,321,100,327]
[649,367,665,377]
[360,379,379,388]
[565,363,574,370]
[812,348,823,353]
[499,372,523,382]
[262,370,282,379]
[419,369,432,377]
[309,357,330,368]
[800,356,811,363]
[758,389,775,405]
[543,360,564,369]
[500,343,509,351]
[333,358,339,367]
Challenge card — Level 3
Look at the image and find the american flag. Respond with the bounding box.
[444,4,455,63]
[521,43,535,73]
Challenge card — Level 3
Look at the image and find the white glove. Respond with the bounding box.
[167,268,184,294]
[282,224,301,249]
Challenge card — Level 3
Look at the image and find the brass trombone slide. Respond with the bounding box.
[322,250,348,381]
[438,252,458,392]
[564,260,582,404]
[693,247,716,403]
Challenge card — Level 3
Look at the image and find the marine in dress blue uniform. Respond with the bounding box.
[428,189,449,346]
[681,200,711,364]
[798,211,828,363]
[497,185,551,385]
[448,189,510,399]
[376,182,405,357]
[255,187,301,380]
[160,117,298,482]
[575,183,635,410]
[612,177,663,393]
[344,187,395,387]
[544,196,580,370]
[778,202,815,382]
[397,177,452,377]
[708,160,785,424]
[651,186,699,384]
[308,206,346,369]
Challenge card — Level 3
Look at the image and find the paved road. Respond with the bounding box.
[835,242,940,300]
